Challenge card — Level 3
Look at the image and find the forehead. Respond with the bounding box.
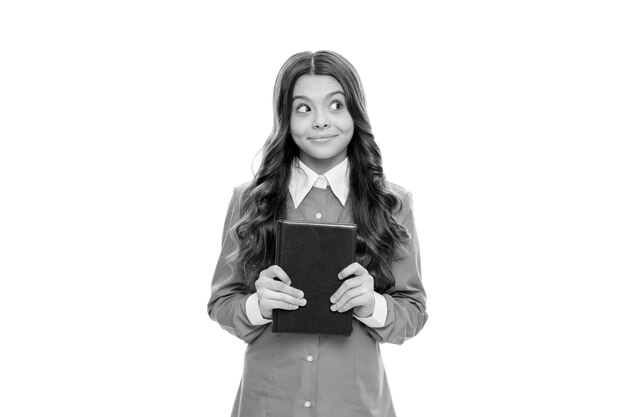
[292,75,344,98]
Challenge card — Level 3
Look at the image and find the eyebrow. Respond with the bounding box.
[292,90,345,102]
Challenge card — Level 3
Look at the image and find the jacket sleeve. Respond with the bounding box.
[207,186,268,344]
[366,190,428,344]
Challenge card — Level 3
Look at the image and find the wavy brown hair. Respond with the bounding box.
[228,51,410,292]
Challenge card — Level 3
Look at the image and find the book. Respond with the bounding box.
[272,220,357,335]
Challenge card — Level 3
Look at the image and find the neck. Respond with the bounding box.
[299,152,347,175]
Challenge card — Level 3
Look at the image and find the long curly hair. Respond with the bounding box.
[228,50,410,292]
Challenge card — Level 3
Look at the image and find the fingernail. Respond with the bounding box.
[298,291,304,298]
[291,305,298,309]
[330,305,337,311]
[330,296,336,303]
[301,299,307,306]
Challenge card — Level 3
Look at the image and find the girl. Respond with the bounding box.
[208,50,427,417]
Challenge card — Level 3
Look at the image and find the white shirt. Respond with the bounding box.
[246,157,388,328]
[288,157,350,208]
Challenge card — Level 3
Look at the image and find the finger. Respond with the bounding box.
[264,299,301,311]
[331,286,367,312]
[262,265,291,285]
[262,289,307,307]
[337,262,366,280]
[330,276,363,303]
[337,293,370,313]
[263,279,304,299]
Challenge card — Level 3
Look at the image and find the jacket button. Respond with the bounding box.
[306,355,313,362]
[304,401,311,408]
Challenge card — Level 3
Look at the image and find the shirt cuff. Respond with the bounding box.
[354,292,388,328]
[245,293,273,326]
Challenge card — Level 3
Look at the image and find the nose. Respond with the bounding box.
[313,112,329,129]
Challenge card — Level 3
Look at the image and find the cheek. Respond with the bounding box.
[289,116,307,138]
[336,114,354,136]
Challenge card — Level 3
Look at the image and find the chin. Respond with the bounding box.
[305,147,343,160]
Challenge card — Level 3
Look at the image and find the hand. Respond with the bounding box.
[255,265,307,319]
[330,262,375,318]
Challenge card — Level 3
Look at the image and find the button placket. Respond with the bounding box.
[298,338,318,413]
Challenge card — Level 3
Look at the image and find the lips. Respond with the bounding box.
[308,134,338,141]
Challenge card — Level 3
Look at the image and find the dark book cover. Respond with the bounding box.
[272,220,357,335]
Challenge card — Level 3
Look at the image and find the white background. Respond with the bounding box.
[1,1,625,416]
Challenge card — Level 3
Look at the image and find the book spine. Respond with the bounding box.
[271,220,283,332]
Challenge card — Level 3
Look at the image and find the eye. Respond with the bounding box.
[295,103,311,113]
[329,100,344,111]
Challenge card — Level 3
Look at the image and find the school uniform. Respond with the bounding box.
[208,158,427,417]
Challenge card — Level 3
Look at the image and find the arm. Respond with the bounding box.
[366,190,428,345]
[207,186,268,344]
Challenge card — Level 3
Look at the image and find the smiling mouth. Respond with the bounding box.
[308,134,338,141]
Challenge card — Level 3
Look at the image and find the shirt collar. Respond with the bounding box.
[288,157,350,209]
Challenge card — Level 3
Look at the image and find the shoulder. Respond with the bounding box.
[386,181,411,200]
[223,181,253,218]
[385,181,414,219]
[232,181,252,199]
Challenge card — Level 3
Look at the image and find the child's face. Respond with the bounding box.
[290,75,354,173]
